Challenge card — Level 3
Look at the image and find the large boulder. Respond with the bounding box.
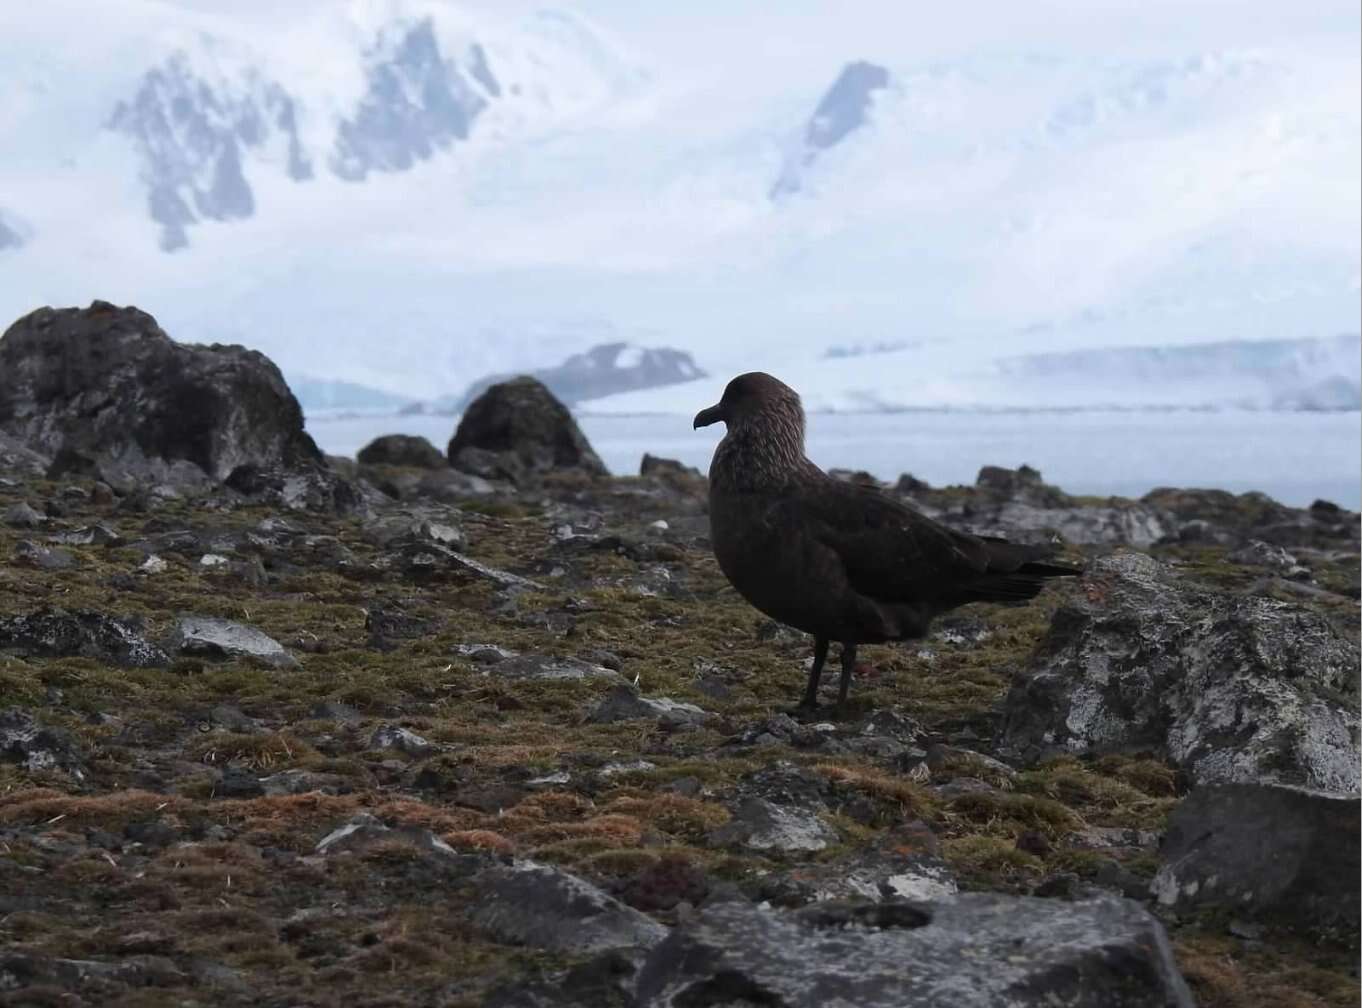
[356,433,446,469]
[0,301,324,492]
[1001,553,1359,792]
[447,376,607,484]
[633,895,1194,1008]
[0,609,169,668]
[1152,783,1359,943]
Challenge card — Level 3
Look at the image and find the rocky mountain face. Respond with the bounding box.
[109,55,312,251]
[332,23,493,181]
[0,302,1356,1005]
[771,60,891,198]
[454,342,706,411]
[105,16,545,249]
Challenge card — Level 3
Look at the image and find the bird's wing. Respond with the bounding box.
[767,478,1002,604]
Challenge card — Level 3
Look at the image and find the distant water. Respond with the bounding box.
[306,409,1362,510]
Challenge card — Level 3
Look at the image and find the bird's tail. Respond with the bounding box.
[961,542,1082,604]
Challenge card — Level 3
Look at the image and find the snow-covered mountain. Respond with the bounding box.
[0,1,1357,412]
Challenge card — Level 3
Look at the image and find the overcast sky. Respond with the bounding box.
[161,0,1360,73]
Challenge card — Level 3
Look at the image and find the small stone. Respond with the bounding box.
[3,502,44,528]
[1016,830,1052,856]
[310,700,362,722]
[14,540,77,570]
[708,797,838,853]
[589,685,711,728]
[199,553,230,567]
[47,524,121,546]
[140,554,168,574]
[216,766,265,799]
[369,725,435,758]
[453,643,519,663]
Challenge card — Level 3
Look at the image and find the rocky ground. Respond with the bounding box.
[0,303,1359,1007]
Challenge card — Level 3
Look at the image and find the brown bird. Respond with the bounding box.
[694,372,1079,709]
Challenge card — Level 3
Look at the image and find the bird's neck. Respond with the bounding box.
[711,418,811,492]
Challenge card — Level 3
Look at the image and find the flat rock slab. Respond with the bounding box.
[169,616,297,669]
[469,861,668,954]
[634,895,1194,1008]
[1152,783,1360,942]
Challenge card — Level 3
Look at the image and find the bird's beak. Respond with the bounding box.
[693,403,725,429]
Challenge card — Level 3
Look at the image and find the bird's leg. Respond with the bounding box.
[837,642,858,705]
[800,637,830,710]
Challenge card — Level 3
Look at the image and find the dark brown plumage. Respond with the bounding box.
[694,372,1080,708]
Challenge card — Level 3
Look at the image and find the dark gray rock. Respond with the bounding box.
[0,953,187,992]
[222,462,368,515]
[640,454,702,480]
[168,615,298,669]
[789,842,957,904]
[314,813,480,873]
[1002,553,1359,792]
[469,861,668,953]
[899,466,1172,547]
[1225,539,1310,577]
[364,605,433,647]
[0,709,87,780]
[0,303,330,498]
[259,769,350,796]
[216,765,265,799]
[1152,783,1360,941]
[483,950,642,1008]
[0,609,169,667]
[357,433,446,468]
[448,376,607,483]
[708,797,838,853]
[369,724,436,758]
[13,540,77,570]
[633,894,1194,1008]
[0,432,49,477]
[3,501,43,528]
[47,523,121,547]
[363,513,466,549]
[489,654,622,683]
[1143,486,1359,550]
[589,685,711,728]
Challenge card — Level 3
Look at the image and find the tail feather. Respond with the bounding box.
[959,551,1082,605]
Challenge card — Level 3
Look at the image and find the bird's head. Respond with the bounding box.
[693,372,804,436]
